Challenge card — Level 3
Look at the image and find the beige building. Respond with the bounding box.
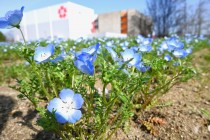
[93,9,152,36]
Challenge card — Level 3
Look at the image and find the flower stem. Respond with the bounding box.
[18,28,27,45]
[31,62,51,100]
[35,69,51,100]
[46,70,58,97]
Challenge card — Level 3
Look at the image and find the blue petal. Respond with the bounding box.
[186,48,192,54]
[0,17,9,28]
[173,49,187,58]
[59,88,74,103]
[21,6,24,13]
[130,46,138,52]
[139,45,152,52]
[68,109,82,124]
[76,52,91,61]
[54,110,69,124]
[47,98,64,113]
[7,12,23,26]
[51,51,66,63]
[84,43,99,55]
[121,49,134,61]
[164,54,172,61]
[105,46,118,61]
[130,53,141,66]
[72,94,84,109]
[5,7,24,27]
[34,44,54,63]
[74,59,94,76]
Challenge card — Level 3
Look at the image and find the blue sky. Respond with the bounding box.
[0,0,147,16]
[0,0,199,19]
[0,0,199,33]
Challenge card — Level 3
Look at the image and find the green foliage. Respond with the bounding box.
[1,36,203,139]
[0,31,6,41]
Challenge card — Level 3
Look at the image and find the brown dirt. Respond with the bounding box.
[0,49,210,140]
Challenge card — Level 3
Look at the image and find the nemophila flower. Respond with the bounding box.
[47,89,84,124]
[159,42,169,51]
[51,50,66,63]
[184,34,193,43]
[0,6,24,29]
[142,38,153,46]
[105,46,119,61]
[173,61,180,66]
[164,54,172,61]
[75,43,99,64]
[76,43,99,60]
[130,46,138,52]
[158,41,174,53]
[139,45,152,52]
[136,35,144,44]
[167,37,184,50]
[136,35,153,45]
[186,47,192,55]
[120,41,129,50]
[172,49,187,58]
[136,62,150,72]
[121,49,141,66]
[34,44,55,63]
[106,41,114,47]
[74,53,94,76]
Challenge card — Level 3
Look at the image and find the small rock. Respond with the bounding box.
[208,125,210,132]
[194,126,200,134]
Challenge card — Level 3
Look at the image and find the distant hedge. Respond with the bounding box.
[0,32,6,41]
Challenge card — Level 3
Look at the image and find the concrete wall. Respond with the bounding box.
[127,9,152,36]
[96,9,152,37]
[127,9,141,36]
[98,11,121,33]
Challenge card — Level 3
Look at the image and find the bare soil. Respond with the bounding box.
[0,49,210,140]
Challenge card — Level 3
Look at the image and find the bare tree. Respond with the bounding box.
[146,0,183,37]
[146,0,210,36]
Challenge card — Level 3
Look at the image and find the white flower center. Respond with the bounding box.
[41,53,48,58]
[62,101,74,113]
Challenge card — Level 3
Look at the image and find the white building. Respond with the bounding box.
[12,2,95,41]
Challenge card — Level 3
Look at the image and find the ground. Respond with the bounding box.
[0,49,210,140]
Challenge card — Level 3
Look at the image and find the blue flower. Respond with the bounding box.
[130,46,138,52]
[74,44,99,76]
[79,43,99,56]
[167,37,183,50]
[34,44,55,63]
[164,54,172,61]
[136,62,150,72]
[106,41,114,47]
[47,89,84,124]
[172,49,187,58]
[136,35,153,45]
[139,45,152,52]
[105,46,119,61]
[120,41,129,48]
[186,47,192,55]
[121,49,141,66]
[0,6,24,29]
[51,51,66,63]
[74,53,94,76]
